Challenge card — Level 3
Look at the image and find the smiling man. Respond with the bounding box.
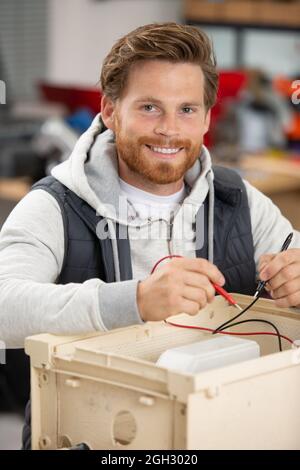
[104,60,210,193]
[0,23,300,448]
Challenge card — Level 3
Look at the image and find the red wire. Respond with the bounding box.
[150,255,294,346]
[165,320,294,345]
[150,255,182,274]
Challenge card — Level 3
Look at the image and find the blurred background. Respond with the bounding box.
[0,0,299,449]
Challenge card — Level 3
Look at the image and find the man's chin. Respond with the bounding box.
[118,146,197,185]
[141,168,186,185]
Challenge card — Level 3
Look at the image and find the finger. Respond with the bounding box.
[259,249,298,282]
[258,254,275,273]
[273,291,300,309]
[264,282,271,292]
[266,262,300,291]
[182,285,209,308]
[177,257,225,285]
[183,271,215,301]
[179,298,202,316]
[270,276,300,300]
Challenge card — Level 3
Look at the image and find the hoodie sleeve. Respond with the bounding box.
[244,179,300,271]
[0,189,142,348]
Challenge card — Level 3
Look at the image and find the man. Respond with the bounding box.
[0,22,299,448]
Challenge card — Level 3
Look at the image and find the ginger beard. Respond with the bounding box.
[114,115,202,185]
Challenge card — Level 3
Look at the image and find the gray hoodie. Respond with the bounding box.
[0,114,299,347]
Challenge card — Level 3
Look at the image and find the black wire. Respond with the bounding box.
[212,290,284,351]
[213,295,260,334]
[214,318,283,351]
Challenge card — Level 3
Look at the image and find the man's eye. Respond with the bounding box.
[182,107,193,113]
[143,104,155,112]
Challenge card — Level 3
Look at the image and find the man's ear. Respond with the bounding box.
[203,109,211,135]
[101,95,116,131]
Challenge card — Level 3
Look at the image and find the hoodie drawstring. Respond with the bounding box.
[107,218,121,282]
[207,170,215,264]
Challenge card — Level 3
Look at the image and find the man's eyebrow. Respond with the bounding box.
[134,97,161,104]
[134,97,202,106]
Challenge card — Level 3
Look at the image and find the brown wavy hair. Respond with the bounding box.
[100,22,218,111]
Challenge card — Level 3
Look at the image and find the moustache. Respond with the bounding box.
[137,136,191,149]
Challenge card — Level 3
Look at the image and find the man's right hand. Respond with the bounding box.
[137,257,225,322]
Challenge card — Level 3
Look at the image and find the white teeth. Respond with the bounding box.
[150,146,180,154]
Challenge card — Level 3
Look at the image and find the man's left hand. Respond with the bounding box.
[258,249,300,308]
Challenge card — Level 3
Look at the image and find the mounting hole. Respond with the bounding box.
[41,373,49,384]
[112,410,137,446]
[39,435,51,449]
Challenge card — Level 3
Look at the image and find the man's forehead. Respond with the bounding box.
[118,60,205,104]
[127,59,204,82]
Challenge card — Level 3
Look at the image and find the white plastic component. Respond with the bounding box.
[292,339,300,349]
[156,336,260,374]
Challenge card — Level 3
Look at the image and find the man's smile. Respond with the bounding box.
[144,144,184,158]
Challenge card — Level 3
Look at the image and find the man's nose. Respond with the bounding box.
[154,113,180,137]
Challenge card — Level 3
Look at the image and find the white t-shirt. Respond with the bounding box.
[119,178,186,222]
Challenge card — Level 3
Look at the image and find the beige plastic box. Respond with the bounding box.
[25,294,300,450]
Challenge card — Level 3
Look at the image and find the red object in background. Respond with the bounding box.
[39,82,102,115]
[273,76,295,98]
[273,76,300,142]
[205,70,248,147]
